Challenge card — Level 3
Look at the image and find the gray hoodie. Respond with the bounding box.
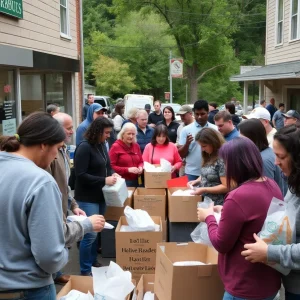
[268,189,300,294]
[0,152,68,290]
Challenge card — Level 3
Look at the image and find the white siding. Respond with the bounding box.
[266,0,300,65]
[0,0,78,59]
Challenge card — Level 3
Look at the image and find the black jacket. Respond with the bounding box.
[74,141,112,203]
[157,120,180,143]
[231,114,240,127]
[208,109,219,124]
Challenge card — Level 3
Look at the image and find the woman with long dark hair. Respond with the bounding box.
[112,101,125,134]
[74,117,118,276]
[188,128,227,205]
[157,106,179,143]
[0,112,68,299]
[143,124,182,177]
[197,137,282,300]
[242,125,300,299]
[238,118,286,195]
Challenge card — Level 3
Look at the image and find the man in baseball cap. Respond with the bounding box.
[144,104,151,115]
[282,110,300,126]
[242,107,276,147]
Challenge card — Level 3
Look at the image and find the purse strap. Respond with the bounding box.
[151,145,155,164]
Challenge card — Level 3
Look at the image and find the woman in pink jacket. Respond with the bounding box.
[143,124,182,178]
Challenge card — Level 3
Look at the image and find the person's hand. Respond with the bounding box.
[112,173,121,178]
[128,167,140,174]
[73,207,86,216]
[197,204,214,222]
[187,180,197,188]
[88,215,106,232]
[186,134,194,145]
[149,123,155,128]
[241,233,268,263]
[191,187,206,195]
[171,165,177,173]
[137,167,143,174]
[105,176,117,185]
[213,205,223,214]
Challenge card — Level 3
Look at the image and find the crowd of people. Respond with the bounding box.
[1,96,300,300]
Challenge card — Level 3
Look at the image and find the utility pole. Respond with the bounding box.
[169,50,173,103]
[186,83,188,104]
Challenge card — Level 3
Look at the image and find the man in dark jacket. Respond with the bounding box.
[136,110,154,153]
[82,94,94,121]
[208,102,219,124]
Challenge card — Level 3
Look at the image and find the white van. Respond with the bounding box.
[124,94,154,117]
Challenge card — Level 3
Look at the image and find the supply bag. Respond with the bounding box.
[191,197,221,246]
[124,206,156,231]
[258,197,296,275]
[102,177,128,207]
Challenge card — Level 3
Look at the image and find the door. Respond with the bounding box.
[287,88,300,111]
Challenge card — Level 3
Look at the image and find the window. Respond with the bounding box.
[276,0,284,44]
[60,0,71,38]
[291,0,300,40]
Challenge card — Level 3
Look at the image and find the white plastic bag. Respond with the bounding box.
[258,197,296,275]
[59,290,93,300]
[93,262,134,300]
[191,197,221,246]
[160,158,172,172]
[124,206,156,231]
[102,177,128,207]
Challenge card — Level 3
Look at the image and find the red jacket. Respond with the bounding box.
[109,140,143,180]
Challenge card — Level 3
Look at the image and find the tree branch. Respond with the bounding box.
[196,64,225,82]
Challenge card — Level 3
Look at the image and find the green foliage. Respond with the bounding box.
[92,55,136,95]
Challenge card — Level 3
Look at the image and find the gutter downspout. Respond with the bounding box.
[80,0,85,111]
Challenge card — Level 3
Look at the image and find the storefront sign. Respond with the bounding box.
[3,118,16,135]
[0,0,23,19]
[4,84,11,93]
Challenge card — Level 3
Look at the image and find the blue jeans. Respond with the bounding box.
[77,201,106,274]
[186,174,199,181]
[223,291,277,300]
[286,291,300,300]
[0,284,56,300]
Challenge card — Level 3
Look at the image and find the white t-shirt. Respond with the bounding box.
[267,127,277,148]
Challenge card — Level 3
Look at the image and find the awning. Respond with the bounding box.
[230,60,300,82]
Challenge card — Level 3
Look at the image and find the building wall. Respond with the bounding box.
[0,0,78,59]
[266,0,300,65]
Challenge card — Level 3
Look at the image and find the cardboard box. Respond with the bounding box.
[104,187,135,221]
[168,187,201,222]
[154,243,224,300]
[144,167,171,189]
[101,220,118,258]
[56,275,134,299]
[134,188,166,219]
[116,216,163,281]
[168,221,197,243]
[136,274,155,300]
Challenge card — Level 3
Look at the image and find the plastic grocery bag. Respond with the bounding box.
[102,177,128,207]
[191,197,221,246]
[258,197,296,275]
[93,262,134,300]
[124,206,156,231]
[160,158,172,172]
[59,290,93,300]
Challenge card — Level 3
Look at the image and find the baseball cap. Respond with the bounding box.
[177,105,193,115]
[282,110,300,120]
[242,107,271,121]
[144,104,151,110]
[94,104,107,112]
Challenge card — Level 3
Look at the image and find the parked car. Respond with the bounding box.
[93,96,114,116]
[161,103,182,121]
[124,94,154,117]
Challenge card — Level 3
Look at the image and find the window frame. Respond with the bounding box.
[275,0,284,46]
[289,0,300,42]
[60,0,72,40]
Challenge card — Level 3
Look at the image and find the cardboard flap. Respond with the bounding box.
[197,265,213,277]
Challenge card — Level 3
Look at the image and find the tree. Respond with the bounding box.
[92,55,136,95]
[112,0,240,102]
